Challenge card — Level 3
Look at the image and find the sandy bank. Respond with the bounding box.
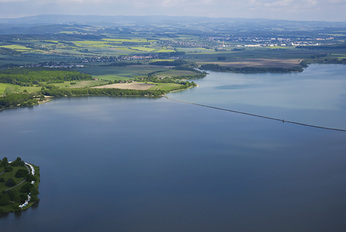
[93,82,155,90]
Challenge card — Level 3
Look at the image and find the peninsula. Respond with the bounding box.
[0,157,40,213]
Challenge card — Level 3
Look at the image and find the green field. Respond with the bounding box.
[0,45,31,52]
[148,82,185,91]
[48,80,106,89]
[0,83,19,94]
[77,65,168,80]
[151,69,203,79]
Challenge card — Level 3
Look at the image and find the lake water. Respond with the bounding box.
[1,64,346,232]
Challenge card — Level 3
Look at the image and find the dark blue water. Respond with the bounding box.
[1,65,346,232]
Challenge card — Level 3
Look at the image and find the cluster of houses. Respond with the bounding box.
[79,54,160,63]
[208,36,336,48]
[21,62,85,69]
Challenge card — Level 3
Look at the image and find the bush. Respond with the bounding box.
[19,193,27,204]
[31,195,39,202]
[10,157,25,167]
[0,193,10,206]
[31,188,39,196]
[26,174,37,182]
[20,183,33,194]
[5,178,16,187]
[4,166,13,172]
[15,169,29,178]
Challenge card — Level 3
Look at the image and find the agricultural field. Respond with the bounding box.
[0,83,18,94]
[0,45,31,52]
[0,19,346,111]
[76,65,169,81]
[148,82,187,92]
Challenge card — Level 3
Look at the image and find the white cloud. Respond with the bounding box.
[0,0,26,2]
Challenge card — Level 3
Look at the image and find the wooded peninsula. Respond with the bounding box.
[0,157,40,213]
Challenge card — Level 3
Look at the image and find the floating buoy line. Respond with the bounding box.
[164,96,346,133]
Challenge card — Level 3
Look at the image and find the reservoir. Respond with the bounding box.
[1,64,346,231]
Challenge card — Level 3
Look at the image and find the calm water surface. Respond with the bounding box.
[1,65,346,231]
[168,64,346,129]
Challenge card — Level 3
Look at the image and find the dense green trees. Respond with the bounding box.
[0,68,93,86]
[15,169,29,178]
[5,178,16,187]
[0,157,9,167]
[150,59,189,66]
[200,63,304,73]
[40,87,165,98]
[0,93,38,110]
[0,194,10,206]
[300,57,346,67]
[20,183,33,194]
[26,174,37,182]
[10,157,25,167]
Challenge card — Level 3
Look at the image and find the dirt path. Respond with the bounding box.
[93,82,155,90]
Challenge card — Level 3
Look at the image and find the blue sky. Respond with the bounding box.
[0,0,345,22]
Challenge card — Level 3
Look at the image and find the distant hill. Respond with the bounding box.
[1,15,346,26]
[0,15,345,35]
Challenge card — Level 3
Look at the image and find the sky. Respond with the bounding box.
[0,0,345,22]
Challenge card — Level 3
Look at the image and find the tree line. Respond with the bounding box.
[200,64,304,73]
[0,93,39,110]
[40,87,165,98]
[0,68,93,86]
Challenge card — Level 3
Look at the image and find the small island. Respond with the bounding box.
[0,157,40,213]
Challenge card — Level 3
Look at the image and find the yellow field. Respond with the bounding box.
[103,38,150,43]
[0,45,31,51]
[130,47,155,52]
[156,48,175,53]
[73,41,109,47]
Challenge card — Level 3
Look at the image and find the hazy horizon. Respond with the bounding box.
[0,0,345,22]
[0,14,345,24]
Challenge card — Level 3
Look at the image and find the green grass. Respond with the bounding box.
[49,80,105,89]
[156,48,176,53]
[18,86,42,93]
[93,75,131,81]
[150,69,202,79]
[130,47,155,52]
[0,83,19,94]
[77,65,167,79]
[0,45,31,52]
[0,166,27,192]
[178,47,215,54]
[149,59,174,62]
[73,41,108,47]
[103,38,150,43]
[148,82,184,91]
